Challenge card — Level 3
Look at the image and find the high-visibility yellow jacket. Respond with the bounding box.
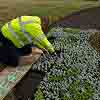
[1,16,55,53]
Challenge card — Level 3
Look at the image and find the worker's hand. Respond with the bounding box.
[18,48,43,66]
[41,48,49,54]
[32,47,43,54]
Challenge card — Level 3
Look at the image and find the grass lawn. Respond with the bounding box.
[31,0,100,16]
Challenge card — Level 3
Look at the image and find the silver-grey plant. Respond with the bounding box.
[33,27,100,100]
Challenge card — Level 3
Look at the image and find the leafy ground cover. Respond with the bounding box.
[32,27,100,100]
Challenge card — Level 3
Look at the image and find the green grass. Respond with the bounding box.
[0,0,100,24]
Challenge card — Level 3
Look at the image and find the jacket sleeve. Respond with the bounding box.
[25,23,55,53]
[25,23,45,49]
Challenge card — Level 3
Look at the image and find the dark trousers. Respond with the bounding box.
[0,31,32,66]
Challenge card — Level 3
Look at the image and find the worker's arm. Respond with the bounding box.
[25,23,55,53]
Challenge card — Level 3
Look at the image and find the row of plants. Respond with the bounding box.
[32,27,100,100]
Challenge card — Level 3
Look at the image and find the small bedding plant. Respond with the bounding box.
[32,27,100,100]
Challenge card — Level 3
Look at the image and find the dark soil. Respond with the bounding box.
[49,7,100,30]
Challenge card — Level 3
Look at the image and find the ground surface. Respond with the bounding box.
[49,7,100,30]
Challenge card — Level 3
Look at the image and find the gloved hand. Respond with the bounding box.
[32,47,43,54]
[18,48,43,66]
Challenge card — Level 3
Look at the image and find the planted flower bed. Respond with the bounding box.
[32,27,100,100]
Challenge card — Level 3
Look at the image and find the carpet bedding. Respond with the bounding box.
[32,27,100,100]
